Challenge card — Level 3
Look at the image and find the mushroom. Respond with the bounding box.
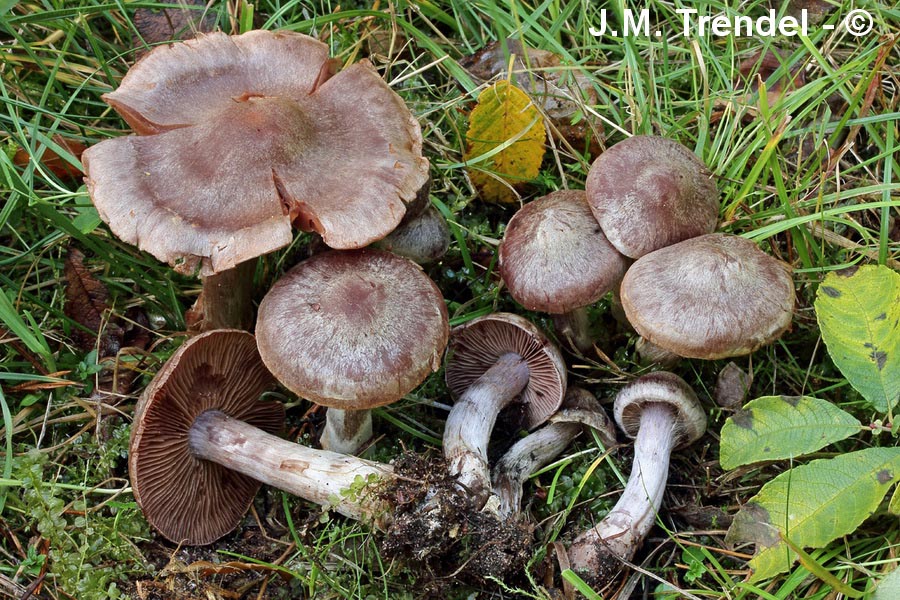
[443,313,567,505]
[373,203,451,264]
[491,387,617,518]
[619,233,795,359]
[585,135,719,259]
[82,30,429,330]
[499,190,629,353]
[129,329,394,545]
[567,372,707,587]
[255,249,449,455]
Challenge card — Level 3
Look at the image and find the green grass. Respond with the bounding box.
[1,0,898,598]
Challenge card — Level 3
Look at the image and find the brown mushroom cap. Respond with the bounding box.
[585,135,719,259]
[620,233,795,359]
[499,190,629,313]
[614,371,706,448]
[255,249,449,410]
[83,30,429,275]
[129,329,284,545]
[444,313,567,429]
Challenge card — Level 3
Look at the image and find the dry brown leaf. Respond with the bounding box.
[464,80,546,203]
[64,247,124,357]
[134,0,217,57]
[13,134,86,181]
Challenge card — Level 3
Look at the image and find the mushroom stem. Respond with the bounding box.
[188,409,394,528]
[492,420,581,517]
[567,402,676,576]
[199,260,255,331]
[552,306,595,354]
[320,408,373,455]
[443,352,530,504]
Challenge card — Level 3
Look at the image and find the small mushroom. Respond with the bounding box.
[620,233,795,359]
[567,372,707,587]
[443,313,567,505]
[255,249,449,455]
[499,190,629,353]
[491,387,616,518]
[585,136,719,259]
[373,204,451,264]
[83,30,429,330]
[129,329,394,545]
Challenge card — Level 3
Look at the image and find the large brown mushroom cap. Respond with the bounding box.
[444,313,567,429]
[129,329,284,545]
[620,233,795,359]
[83,30,429,275]
[255,249,449,410]
[586,135,719,259]
[499,190,629,313]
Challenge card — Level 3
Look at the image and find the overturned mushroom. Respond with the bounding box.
[129,329,394,545]
[255,249,449,454]
[492,387,616,518]
[499,190,629,352]
[443,313,567,505]
[567,372,706,588]
[83,30,429,329]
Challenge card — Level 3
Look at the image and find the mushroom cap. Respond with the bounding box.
[614,371,706,448]
[83,30,429,275]
[585,136,719,259]
[129,329,284,545]
[444,313,567,429]
[620,233,795,360]
[499,190,629,313]
[256,249,449,410]
[550,386,617,447]
[373,204,451,264]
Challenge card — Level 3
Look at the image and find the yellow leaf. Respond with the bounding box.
[464,81,546,203]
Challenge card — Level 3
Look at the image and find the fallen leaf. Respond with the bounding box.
[13,134,86,181]
[461,39,601,157]
[133,0,216,57]
[63,247,123,357]
[464,80,546,203]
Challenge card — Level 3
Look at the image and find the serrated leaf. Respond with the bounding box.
[725,447,900,582]
[720,396,860,470]
[874,565,900,600]
[815,265,900,412]
[464,80,545,203]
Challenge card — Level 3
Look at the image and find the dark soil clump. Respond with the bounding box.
[381,452,534,584]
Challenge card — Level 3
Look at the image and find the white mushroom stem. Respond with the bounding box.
[188,409,394,528]
[492,420,581,517]
[320,408,374,455]
[567,402,676,572]
[443,352,530,504]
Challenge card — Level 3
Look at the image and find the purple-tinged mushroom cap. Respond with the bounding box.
[255,249,449,410]
[499,190,629,313]
[83,30,429,275]
[620,233,795,360]
[585,136,719,259]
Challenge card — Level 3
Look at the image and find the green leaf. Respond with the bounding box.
[874,566,900,600]
[719,396,860,470]
[725,447,900,582]
[815,265,900,412]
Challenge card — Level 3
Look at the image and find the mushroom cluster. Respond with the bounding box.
[83,30,430,330]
